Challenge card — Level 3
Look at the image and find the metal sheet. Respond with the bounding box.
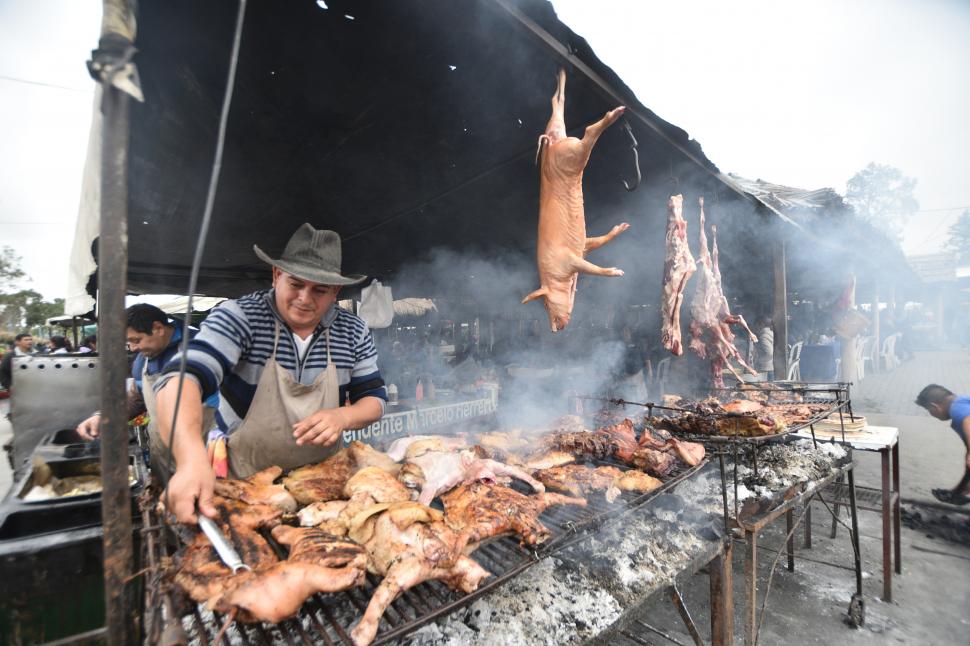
[10,355,101,469]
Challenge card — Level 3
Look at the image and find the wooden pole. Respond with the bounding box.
[772,242,788,379]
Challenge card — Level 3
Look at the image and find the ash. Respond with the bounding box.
[409,468,727,645]
[406,557,622,646]
[731,439,846,502]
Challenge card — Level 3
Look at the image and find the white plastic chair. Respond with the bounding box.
[855,336,873,382]
[788,341,803,368]
[656,357,671,396]
[881,333,900,371]
[787,359,801,381]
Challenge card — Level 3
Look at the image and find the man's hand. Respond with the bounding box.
[293,408,348,446]
[76,414,101,441]
[165,455,217,524]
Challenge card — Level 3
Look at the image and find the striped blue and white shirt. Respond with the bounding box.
[155,289,386,434]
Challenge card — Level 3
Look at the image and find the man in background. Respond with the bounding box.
[915,383,970,505]
[0,332,34,392]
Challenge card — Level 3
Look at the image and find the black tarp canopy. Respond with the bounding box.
[71,0,775,304]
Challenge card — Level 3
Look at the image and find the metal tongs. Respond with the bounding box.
[198,515,252,574]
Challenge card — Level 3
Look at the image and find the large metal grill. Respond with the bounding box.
[143,457,705,645]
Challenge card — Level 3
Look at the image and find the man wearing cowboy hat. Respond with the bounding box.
[154,224,387,523]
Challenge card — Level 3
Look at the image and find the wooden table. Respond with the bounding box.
[797,424,901,601]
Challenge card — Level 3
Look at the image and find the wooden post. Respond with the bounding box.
[772,242,788,379]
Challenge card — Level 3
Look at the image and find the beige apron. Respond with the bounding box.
[227,323,340,478]
[141,361,216,477]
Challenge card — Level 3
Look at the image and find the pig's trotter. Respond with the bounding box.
[584,222,630,252]
[572,256,625,277]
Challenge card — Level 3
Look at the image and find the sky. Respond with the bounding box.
[1,0,968,301]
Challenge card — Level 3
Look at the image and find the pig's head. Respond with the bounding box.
[522,288,570,332]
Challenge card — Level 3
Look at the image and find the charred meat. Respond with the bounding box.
[442,482,587,548]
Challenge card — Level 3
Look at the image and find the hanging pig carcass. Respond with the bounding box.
[522,69,629,332]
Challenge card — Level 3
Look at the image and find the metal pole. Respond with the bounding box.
[90,1,139,642]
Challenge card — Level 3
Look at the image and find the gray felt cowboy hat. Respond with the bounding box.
[254,223,367,286]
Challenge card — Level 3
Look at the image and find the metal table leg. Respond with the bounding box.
[709,541,734,646]
[892,441,901,575]
[847,467,863,598]
[830,473,844,539]
[804,503,812,549]
[669,584,704,646]
[745,532,757,646]
[880,448,892,602]
[785,509,795,572]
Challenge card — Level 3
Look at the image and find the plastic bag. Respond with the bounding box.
[358,279,394,329]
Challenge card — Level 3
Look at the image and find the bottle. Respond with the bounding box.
[388,383,399,405]
[427,376,436,400]
[415,378,424,401]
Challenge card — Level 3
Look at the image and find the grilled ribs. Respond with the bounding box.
[442,482,587,548]
[547,431,618,461]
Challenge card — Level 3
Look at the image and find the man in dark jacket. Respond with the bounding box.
[0,332,35,391]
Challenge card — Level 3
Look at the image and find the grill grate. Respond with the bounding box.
[145,457,704,645]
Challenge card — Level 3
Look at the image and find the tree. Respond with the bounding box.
[845,163,919,241]
[0,290,63,331]
[0,246,25,292]
[946,210,970,264]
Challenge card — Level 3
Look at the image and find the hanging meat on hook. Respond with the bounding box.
[523,68,629,332]
[687,197,758,387]
[660,195,696,355]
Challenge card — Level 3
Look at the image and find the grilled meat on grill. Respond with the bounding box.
[666,438,705,466]
[607,470,663,502]
[661,195,697,356]
[442,482,587,548]
[722,399,764,414]
[535,464,662,502]
[524,449,577,471]
[630,447,677,477]
[546,431,618,460]
[349,502,489,646]
[522,68,628,332]
[211,525,367,624]
[282,441,399,505]
[385,434,468,461]
[400,449,545,505]
[595,419,638,461]
[298,467,411,536]
[214,465,297,512]
[283,449,356,504]
[173,497,281,604]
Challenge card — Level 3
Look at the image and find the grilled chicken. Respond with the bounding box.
[214,466,297,512]
[400,450,544,505]
[211,525,367,623]
[535,464,661,502]
[524,449,577,471]
[442,482,587,548]
[522,68,628,332]
[386,435,468,462]
[348,441,401,475]
[349,502,489,646]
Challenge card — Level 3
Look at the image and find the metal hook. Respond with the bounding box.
[621,120,641,192]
